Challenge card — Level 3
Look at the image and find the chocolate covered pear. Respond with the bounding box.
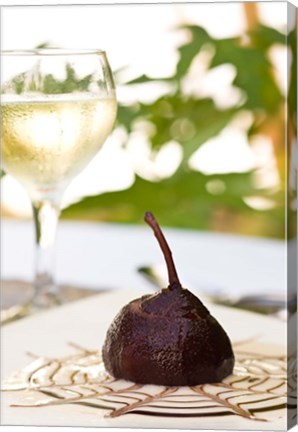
[102,212,234,386]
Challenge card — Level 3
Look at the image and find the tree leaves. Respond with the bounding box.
[1,18,290,238]
[43,64,93,94]
[91,20,287,238]
[288,27,297,130]
[3,63,95,95]
[176,26,211,79]
[118,95,236,161]
[175,24,284,113]
[250,24,286,49]
[210,38,282,113]
[63,167,275,231]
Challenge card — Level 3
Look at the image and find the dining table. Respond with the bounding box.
[1,217,292,431]
[2,217,286,299]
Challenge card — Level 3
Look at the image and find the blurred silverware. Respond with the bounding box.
[137,265,297,320]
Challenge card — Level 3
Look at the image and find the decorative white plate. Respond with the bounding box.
[1,288,294,430]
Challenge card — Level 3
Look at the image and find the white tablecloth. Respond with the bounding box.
[2,218,286,297]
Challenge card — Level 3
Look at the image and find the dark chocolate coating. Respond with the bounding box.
[102,287,234,386]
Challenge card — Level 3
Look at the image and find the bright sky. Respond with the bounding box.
[1,2,289,217]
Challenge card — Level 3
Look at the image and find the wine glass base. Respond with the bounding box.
[1,279,102,324]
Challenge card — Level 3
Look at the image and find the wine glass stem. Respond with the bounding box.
[32,198,61,308]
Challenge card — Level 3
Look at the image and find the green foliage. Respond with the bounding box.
[176,26,211,79]
[9,73,26,95]
[2,18,293,238]
[63,166,285,237]
[2,63,93,95]
[43,65,93,94]
[63,168,256,227]
[250,24,286,49]
[288,26,297,130]
[210,38,282,112]
[118,95,237,162]
[65,20,289,237]
[115,23,287,147]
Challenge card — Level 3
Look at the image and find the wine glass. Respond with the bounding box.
[1,49,117,311]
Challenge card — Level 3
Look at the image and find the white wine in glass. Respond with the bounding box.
[1,49,117,309]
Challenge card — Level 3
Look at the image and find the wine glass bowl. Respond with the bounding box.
[1,49,117,196]
[1,49,117,309]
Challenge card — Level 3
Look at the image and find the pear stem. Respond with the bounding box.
[144,211,181,289]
